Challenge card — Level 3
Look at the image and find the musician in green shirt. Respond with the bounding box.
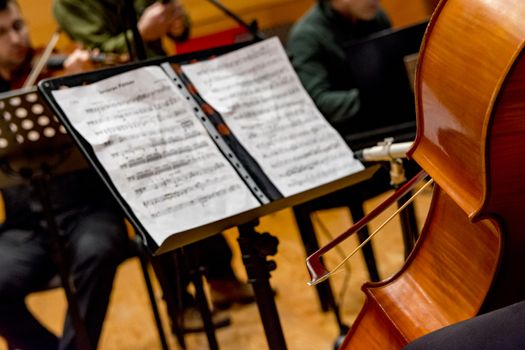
[53,0,190,58]
[287,0,390,136]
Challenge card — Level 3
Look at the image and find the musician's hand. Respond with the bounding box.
[62,48,97,75]
[167,1,189,39]
[138,2,173,41]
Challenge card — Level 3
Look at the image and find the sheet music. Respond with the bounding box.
[181,38,364,197]
[52,66,260,245]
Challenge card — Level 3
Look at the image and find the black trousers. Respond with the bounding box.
[403,300,525,350]
[0,170,128,350]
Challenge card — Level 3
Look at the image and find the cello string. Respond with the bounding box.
[316,178,434,284]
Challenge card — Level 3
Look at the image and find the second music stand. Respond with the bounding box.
[0,87,91,350]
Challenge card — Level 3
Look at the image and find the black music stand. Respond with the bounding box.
[341,20,428,150]
[0,87,169,350]
[38,46,380,350]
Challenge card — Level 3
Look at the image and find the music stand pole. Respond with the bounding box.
[204,0,265,40]
[121,0,147,60]
[237,220,287,350]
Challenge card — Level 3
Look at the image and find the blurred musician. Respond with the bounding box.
[53,0,190,58]
[0,4,95,90]
[0,1,130,349]
[53,0,256,334]
[287,0,391,140]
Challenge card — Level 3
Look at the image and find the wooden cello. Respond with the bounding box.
[306,0,525,348]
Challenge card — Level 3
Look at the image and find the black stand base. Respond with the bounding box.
[333,325,351,350]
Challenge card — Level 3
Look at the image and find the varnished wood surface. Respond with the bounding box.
[338,1,525,348]
[412,0,525,311]
[0,188,431,349]
[340,188,500,349]
[412,0,525,216]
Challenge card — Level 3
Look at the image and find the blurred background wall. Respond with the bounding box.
[18,0,439,53]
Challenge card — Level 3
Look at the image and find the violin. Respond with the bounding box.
[10,50,126,91]
[37,51,127,72]
[13,30,128,89]
[306,0,525,348]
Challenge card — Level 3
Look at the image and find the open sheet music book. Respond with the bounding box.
[44,38,364,252]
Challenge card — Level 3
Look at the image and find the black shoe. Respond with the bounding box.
[175,307,231,334]
[209,279,256,310]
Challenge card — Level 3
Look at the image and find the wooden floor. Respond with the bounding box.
[0,184,432,350]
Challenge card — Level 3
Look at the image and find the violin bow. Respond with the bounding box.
[23,29,61,88]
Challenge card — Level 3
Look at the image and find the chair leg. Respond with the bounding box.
[178,246,220,350]
[293,204,336,312]
[397,191,420,258]
[133,236,178,350]
[347,201,381,282]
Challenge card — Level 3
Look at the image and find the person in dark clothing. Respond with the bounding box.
[403,300,525,350]
[0,1,128,349]
[287,0,391,137]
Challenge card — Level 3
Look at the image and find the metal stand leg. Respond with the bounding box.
[150,251,188,349]
[293,205,350,339]
[390,159,420,258]
[347,201,381,282]
[398,192,419,258]
[179,247,220,350]
[133,236,171,350]
[237,220,287,350]
[293,205,333,312]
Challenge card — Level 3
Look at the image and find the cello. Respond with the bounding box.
[306,0,525,348]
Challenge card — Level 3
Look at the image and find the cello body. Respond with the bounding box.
[339,0,525,348]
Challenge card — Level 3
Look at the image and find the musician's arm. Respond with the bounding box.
[135,0,190,43]
[53,0,138,54]
[166,0,190,42]
[62,48,98,74]
[53,0,188,55]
